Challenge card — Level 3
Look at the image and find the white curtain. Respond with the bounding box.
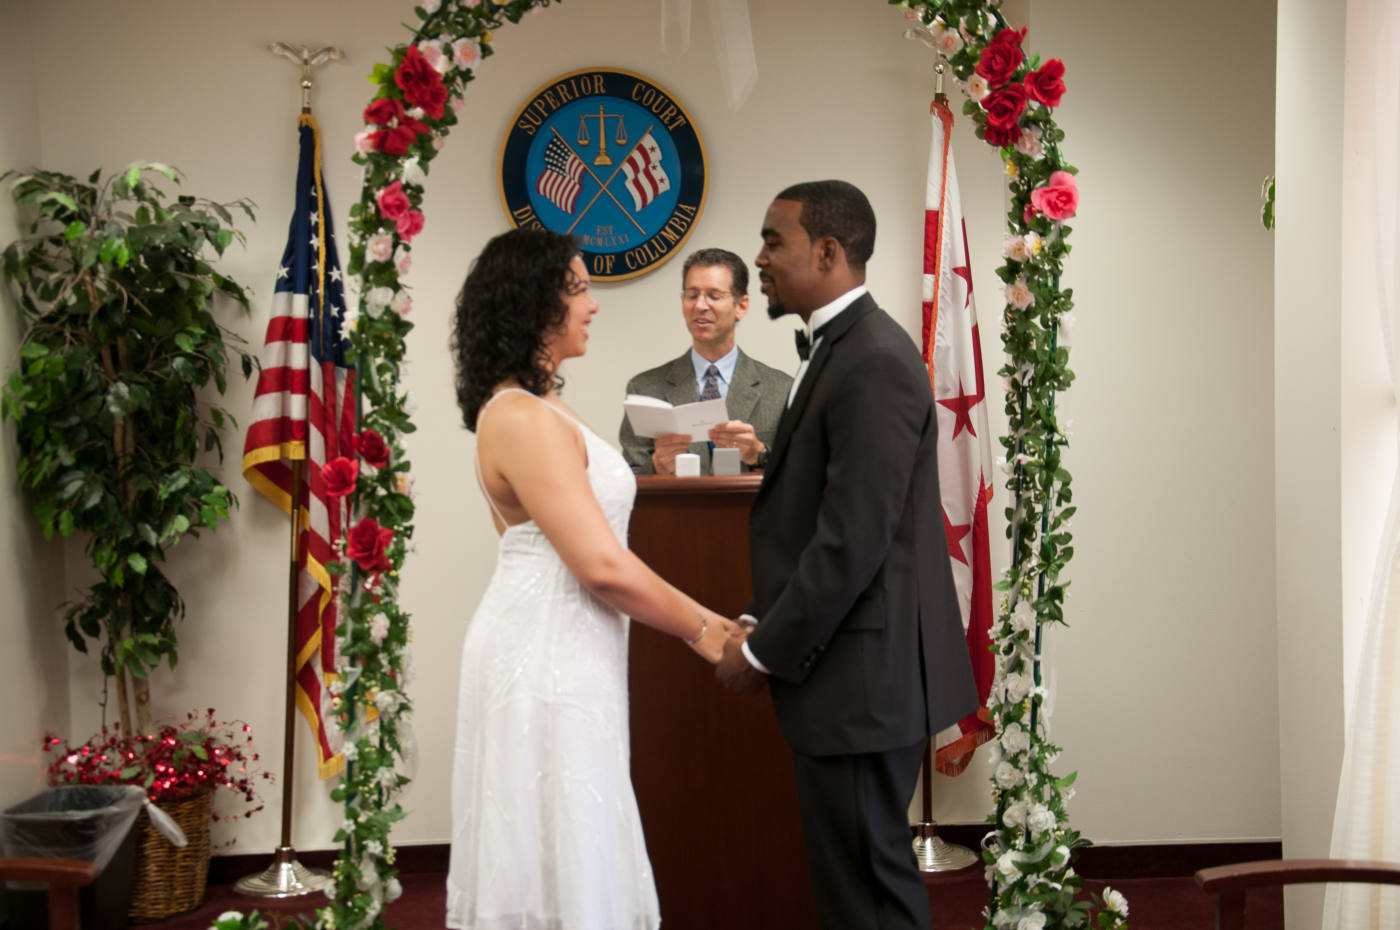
[659,0,757,110]
[1324,1,1400,926]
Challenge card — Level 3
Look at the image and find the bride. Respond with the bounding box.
[445,228,737,930]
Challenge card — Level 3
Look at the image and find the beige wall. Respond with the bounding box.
[0,1,72,811]
[5,0,1283,857]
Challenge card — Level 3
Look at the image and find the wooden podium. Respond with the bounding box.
[627,475,819,929]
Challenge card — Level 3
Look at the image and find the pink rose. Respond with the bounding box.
[354,128,376,155]
[452,37,481,70]
[395,246,412,276]
[377,181,411,222]
[417,39,450,75]
[367,233,394,264]
[1030,171,1079,221]
[396,209,425,242]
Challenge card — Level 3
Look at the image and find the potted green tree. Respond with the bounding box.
[1,162,255,737]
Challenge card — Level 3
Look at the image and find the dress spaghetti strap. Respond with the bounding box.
[472,387,586,529]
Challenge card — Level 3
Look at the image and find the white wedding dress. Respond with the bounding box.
[447,388,660,930]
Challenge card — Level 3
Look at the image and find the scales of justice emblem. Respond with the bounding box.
[500,68,708,282]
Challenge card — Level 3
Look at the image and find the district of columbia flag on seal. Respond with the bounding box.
[241,113,356,779]
[621,131,670,211]
[924,96,996,776]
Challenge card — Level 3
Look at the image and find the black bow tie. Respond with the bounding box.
[795,329,812,361]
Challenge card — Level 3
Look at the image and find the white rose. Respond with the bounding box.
[420,0,442,12]
[1004,235,1032,263]
[377,766,399,789]
[365,286,394,317]
[996,852,1018,879]
[354,128,376,155]
[376,688,401,714]
[390,290,412,316]
[342,740,359,761]
[1002,721,1030,755]
[369,612,390,645]
[401,157,427,188]
[1004,671,1032,702]
[417,40,450,75]
[1027,803,1056,835]
[453,37,482,70]
[992,909,1016,929]
[394,246,412,276]
[366,233,394,264]
[1010,600,1036,635]
[1103,888,1129,917]
[1006,279,1035,310]
[1058,310,1078,341]
[1003,799,1028,827]
[215,913,246,924]
[936,31,964,55]
[1016,125,1044,159]
[1017,912,1047,930]
[994,760,1024,789]
[385,877,403,903]
[967,74,991,102]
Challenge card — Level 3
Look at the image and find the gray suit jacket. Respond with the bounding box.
[619,348,793,475]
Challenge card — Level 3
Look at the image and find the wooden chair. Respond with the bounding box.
[1195,858,1400,930]
[0,857,99,930]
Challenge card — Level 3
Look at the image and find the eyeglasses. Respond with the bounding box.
[681,289,735,304]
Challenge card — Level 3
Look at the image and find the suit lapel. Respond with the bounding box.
[662,353,698,405]
[726,351,762,423]
[762,295,878,484]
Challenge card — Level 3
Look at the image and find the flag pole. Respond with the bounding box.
[912,59,980,874]
[234,43,343,899]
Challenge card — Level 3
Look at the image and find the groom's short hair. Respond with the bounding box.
[774,180,876,271]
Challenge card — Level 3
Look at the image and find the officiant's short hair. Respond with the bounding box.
[775,180,876,270]
[681,248,748,297]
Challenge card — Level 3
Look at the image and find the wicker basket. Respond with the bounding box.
[127,790,211,922]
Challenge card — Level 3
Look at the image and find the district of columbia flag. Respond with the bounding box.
[535,137,586,213]
[241,113,357,779]
[621,131,670,211]
[924,97,996,776]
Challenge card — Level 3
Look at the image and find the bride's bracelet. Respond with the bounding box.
[683,615,708,647]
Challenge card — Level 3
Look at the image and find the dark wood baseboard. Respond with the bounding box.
[918,824,1283,880]
[209,833,1284,886]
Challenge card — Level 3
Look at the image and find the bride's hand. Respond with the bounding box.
[687,612,737,664]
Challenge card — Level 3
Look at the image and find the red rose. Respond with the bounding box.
[322,457,360,497]
[1030,170,1079,221]
[364,98,405,127]
[395,46,447,120]
[975,40,1024,87]
[395,210,425,242]
[991,26,1028,48]
[355,429,391,468]
[371,127,414,156]
[985,122,1023,147]
[1026,59,1066,108]
[982,83,1028,132]
[347,517,394,573]
[377,181,411,221]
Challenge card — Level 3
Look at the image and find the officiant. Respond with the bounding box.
[619,247,792,475]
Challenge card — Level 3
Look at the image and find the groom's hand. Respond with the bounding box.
[716,636,767,695]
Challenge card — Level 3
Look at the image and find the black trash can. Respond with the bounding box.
[0,785,145,930]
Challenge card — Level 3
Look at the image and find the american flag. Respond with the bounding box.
[241,114,356,779]
[535,137,586,213]
[621,131,670,211]
[924,97,996,777]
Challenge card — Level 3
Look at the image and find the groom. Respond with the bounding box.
[716,180,978,930]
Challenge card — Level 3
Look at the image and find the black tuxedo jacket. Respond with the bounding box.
[745,294,978,757]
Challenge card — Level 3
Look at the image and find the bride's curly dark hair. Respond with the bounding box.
[452,228,580,431]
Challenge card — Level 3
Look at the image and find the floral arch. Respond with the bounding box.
[216,2,1123,928]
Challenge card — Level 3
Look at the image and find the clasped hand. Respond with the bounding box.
[715,619,768,695]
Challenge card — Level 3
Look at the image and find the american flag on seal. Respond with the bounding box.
[923,96,996,777]
[535,137,586,214]
[621,131,670,211]
[241,114,356,779]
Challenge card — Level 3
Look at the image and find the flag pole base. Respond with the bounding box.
[234,846,331,898]
[912,821,978,872]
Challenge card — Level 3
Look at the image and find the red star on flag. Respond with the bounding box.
[943,508,972,565]
[952,264,973,307]
[938,376,981,440]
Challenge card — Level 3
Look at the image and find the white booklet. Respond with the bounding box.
[623,394,728,441]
